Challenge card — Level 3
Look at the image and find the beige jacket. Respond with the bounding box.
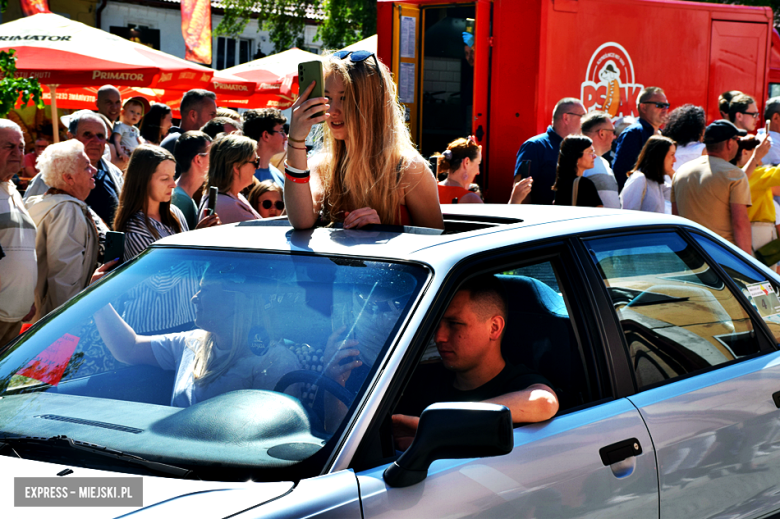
[25,193,98,322]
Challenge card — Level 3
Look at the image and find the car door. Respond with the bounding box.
[355,247,659,518]
[583,230,780,519]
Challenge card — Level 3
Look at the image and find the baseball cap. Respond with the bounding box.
[703,119,747,144]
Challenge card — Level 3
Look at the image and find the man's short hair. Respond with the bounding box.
[68,110,107,135]
[552,98,583,123]
[581,111,612,134]
[180,89,217,118]
[0,119,21,133]
[201,117,243,139]
[705,140,729,154]
[243,108,288,141]
[728,93,756,122]
[96,84,119,102]
[174,130,212,176]
[637,86,665,104]
[458,274,507,322]
[765,96,780,121]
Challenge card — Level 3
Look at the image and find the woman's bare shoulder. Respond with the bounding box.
[400,151,433,184]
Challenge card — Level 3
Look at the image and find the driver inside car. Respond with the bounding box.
[94,263,301,407]
[391,275,559,449]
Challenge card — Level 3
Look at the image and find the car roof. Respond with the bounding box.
[156,205,712,263]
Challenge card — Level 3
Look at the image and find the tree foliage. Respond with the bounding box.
[0,50,43,119]
[215,0,376,53]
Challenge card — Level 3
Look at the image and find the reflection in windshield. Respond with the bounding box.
[94,261,303,408]
[0,249,426,479]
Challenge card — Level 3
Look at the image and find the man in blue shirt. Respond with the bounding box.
[243,108,287,186]
[514,98,585,205]
[612,86,668,191]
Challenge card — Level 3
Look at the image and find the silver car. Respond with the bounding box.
[2,205,780,518]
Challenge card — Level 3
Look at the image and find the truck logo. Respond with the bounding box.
[581,42,644,118]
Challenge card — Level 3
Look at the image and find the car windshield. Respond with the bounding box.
[0,248,428,481]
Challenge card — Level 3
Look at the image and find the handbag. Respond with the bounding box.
[755,237,780,266]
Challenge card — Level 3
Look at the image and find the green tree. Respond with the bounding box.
[0,50,43,119]
[215,0,376,54]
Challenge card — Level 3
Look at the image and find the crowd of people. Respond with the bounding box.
[1,50,779,350]
[513,87,780,268]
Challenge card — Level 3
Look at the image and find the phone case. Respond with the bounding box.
[298,61,325,116]
[104,231,125,264]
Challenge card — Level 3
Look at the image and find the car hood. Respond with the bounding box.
[0,456,293,519]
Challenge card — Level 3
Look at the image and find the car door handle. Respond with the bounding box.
[599,438,642,466]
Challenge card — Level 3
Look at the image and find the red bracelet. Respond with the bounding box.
[288,144,307,151]
[286,172,311,183]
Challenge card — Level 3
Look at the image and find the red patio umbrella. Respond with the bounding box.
[0,13,253,136]
[223,48,324,109]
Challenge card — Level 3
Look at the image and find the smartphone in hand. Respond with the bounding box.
[298,61,325,117]
[207,186,218,216]
[103,231,125,266]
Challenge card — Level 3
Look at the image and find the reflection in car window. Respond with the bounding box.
[692,232,780,343]
[0,249,427,479]
[585,232,760,389]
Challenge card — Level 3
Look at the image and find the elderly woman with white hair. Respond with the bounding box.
[24,140,108,322]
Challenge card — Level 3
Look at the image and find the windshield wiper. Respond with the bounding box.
[0,435,194,478]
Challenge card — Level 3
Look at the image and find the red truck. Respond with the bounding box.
[378,0,778,202]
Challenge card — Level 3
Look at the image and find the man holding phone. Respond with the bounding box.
[763,97,780,166]
[514,97,586,205]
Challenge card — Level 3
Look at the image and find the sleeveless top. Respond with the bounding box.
[438,184,472,204]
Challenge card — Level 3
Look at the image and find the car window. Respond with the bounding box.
[584,232,761,390]
[0,248,428,480]
[691,232,780,343]
[409,260,590,415]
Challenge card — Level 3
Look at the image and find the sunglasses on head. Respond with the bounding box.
[332,50,384,97]
[262,200,284,210]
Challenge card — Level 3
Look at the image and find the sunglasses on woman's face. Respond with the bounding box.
[262,200,285,211]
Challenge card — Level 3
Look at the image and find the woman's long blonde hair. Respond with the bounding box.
[315,54,420,225]
[191,287,266,385]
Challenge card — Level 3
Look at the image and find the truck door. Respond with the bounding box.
[708,20,769,121]
[383,0,490,165]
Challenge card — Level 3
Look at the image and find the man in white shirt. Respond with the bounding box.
[0,120,36,346]
[581,111,621,208]
[763,97,780,166]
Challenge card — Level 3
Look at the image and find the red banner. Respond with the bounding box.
[181,0,212,65]
[20,0,50,17]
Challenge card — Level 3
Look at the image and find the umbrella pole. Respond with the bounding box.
[49,84,59,143]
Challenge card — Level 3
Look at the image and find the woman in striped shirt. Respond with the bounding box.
[114,145,220,334]
[115,145,219,261]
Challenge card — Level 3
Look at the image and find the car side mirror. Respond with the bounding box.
[383,402,513,488]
